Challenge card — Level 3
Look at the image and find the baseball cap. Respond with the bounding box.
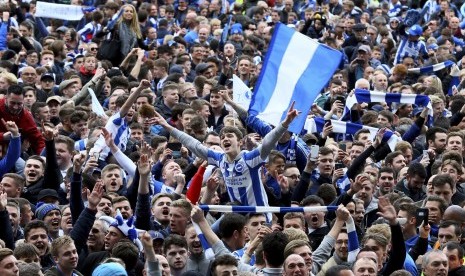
[358,45,371,53]
[406,24,423,36]
[46,96,62,105]
[41,73,55,82]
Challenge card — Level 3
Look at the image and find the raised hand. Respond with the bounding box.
[141,231,153,249]
[159,148,173,164]
[282,101,301,128]
[138,154,151,176]
[100,127,115,148]
[218,90,232,103]
[139,79,151,89]
[335,204,350,222]
[373,127,386,148]
[1,119,19,137]
[153,111,171,129]
[191,204,206,224]
[377,196,397,225]
[0,191,7,211]
[93,67,106,81]
[87,180,104,211]
[41,121,56,141]
[206,175,220,192]
[322,122,333,139]
[349,174,368,195]
[137,141,152,157]
[277,173,290,194]
[83,156,98,174]
[73,153,86,172]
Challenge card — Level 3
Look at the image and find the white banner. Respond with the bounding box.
[232,74,252,110]
[88,88,107,118]
[35,2,85,21]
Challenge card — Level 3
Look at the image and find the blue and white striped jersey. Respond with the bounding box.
[207,149,269,211]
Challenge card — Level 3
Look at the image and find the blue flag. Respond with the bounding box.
[248,23,342,133]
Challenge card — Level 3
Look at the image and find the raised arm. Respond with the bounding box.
[120,79,151,117]
[130,49,145,80]
[135,153,153,231]
[218,90,248,121]
[259,101,300,160]
[42,123,63,190]
[141,232,162,276]
[154,111,209,160]
[191,205,220,245]
[0,120,20,177]
[101,128,136,177]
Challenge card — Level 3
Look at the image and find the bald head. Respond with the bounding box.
[355,78,370,90]
[283,254,308,276]
[443,205,465,223]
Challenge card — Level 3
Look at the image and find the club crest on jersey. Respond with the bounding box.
[235,162,245,173]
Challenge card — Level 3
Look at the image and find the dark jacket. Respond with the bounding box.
[0,209,14,250]
[44,266,84,276]
[308,219,331,251]
[23,140,64,204]
[395,178,426,202]
[449,265,465,276]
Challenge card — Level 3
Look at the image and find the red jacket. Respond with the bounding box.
[0,98,45,154]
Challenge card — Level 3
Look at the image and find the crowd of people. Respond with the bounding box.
[2,0,465,275]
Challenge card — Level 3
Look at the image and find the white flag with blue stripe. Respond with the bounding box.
[233,74,252,109]
[248,23,342,133]
[341,89,433,125]
[408,60,454,74]
[304,117,402,151]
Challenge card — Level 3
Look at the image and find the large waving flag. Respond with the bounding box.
[248,23,342,133]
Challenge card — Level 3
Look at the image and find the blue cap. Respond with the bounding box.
[230,23,243,35]
[406,24,423,36]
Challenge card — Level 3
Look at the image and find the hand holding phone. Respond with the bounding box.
[416,208,429,227]
[310,145,319,161]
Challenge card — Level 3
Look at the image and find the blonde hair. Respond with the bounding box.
[366,223,391,241]
[282,228,309,242]
[117,4,142,38]
[429,94,444,105]
[0,72,18,85]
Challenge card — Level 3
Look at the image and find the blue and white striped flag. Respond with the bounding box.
[304,117,402,151]
[192,222,215,260]
[341,89,433,125]
[346,216,360,263]
[408,60,454,74]
[199,205,338,213]
[248,23,342,133]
